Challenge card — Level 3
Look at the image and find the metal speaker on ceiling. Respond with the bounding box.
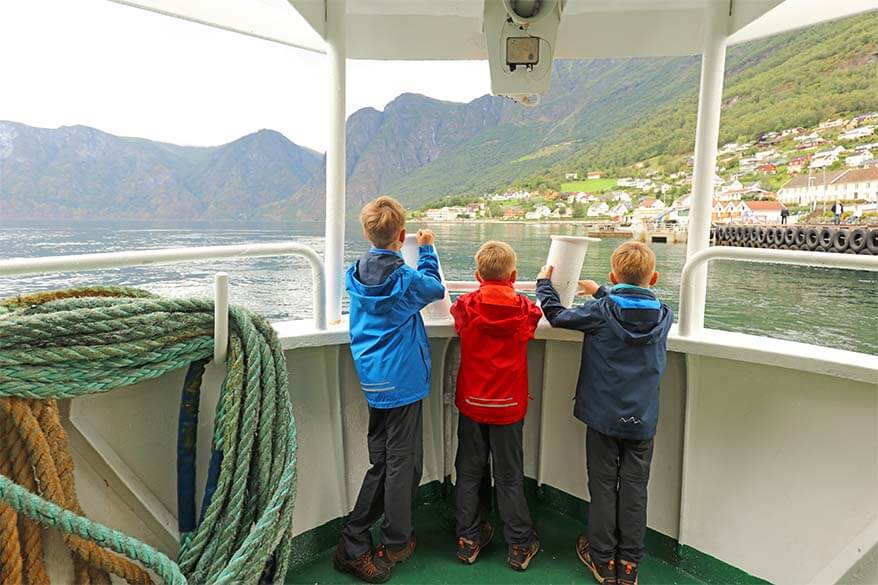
[484,0,564,106]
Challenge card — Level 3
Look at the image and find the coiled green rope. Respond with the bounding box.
[0,287,298,585]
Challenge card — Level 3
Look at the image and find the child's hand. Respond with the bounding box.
[416,229,435,246]
[577,280,600,296]
[537,265,554,280]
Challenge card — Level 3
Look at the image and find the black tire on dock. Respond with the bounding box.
[768,243,779,249]
[806,228,820,250]
[832,229,849,253]
[756,226,768,245]
[783,227,796,246]
[779,243,790,250]
[867,229,878,255]
[819,227,834,250]
[766,228,776,245]
[848,228,867,253]
[794,227,807,249]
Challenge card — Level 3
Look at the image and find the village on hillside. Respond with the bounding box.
[415,112,878,228]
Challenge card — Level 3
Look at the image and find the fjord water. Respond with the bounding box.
[1,221,875,354]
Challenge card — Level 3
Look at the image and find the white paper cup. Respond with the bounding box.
[545,235,600,307]
[401,234,452,319]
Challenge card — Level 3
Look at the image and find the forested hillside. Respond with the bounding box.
[1,12,874,221]
[531,13,878,185]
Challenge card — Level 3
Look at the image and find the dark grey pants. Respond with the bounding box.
[455,413,534,546]
[586,427,654,564]
[341,401,423,558]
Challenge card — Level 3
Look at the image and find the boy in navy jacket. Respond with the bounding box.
[536,242,672,585]
[334,196,445,583]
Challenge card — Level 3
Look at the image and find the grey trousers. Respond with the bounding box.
[586,427,654,564]
[341,400,423,558]
[455,413,534,546]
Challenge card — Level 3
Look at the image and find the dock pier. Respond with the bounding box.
[713,224,877,255]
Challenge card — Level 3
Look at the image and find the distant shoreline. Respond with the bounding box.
[414,218,625,227]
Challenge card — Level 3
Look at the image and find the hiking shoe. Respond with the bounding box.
[617,559,639,585]
[507,532,540,571]
[374,534,417,571]
[457,521,495,564]
[576,536,617,584]
[332,541,390,584]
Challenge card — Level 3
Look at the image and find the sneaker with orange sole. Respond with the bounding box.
[374,534,417,572]
[457,521,495,564]
[576,536,617,584]
[332,541,390,584]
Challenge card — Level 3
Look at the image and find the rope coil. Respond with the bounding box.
[0,287,298,585]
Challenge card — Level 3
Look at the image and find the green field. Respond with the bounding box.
[560,178,617,193]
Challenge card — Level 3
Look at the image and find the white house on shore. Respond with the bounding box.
[778,167,878,205]
[424,206,465,221]
[586,202,611,218]
[740,200,786,223]
[810,146,845,169]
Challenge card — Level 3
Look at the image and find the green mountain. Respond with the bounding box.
[281,12,877,218]
[1,12,874,221]
[0,123,320,220]
[542,11,878,180]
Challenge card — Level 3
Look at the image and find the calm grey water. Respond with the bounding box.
[1,220,875,354]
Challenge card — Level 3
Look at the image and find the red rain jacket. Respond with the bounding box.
[451,281,542,425]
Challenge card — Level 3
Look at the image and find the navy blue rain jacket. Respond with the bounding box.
[536,280,673,440]
[346,246,446,409]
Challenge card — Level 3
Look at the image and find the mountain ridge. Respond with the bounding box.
[1,12,875,221]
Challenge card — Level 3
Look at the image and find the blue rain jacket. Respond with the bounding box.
[346,246,446,409]
[537,280,673,440]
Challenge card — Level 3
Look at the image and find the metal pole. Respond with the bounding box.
[681,0,728,335]
[214,272,230,363]
[325,0,347,324]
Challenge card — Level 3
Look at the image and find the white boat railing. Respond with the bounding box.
[444,280,538,293]
[0,243,328,361]
[678,247,878,337]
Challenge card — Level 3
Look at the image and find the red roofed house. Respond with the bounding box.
[756,163,777,175]
[741,200,786,223]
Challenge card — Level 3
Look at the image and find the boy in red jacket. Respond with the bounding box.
[450,240,543,571]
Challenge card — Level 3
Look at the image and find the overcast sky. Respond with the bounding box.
[2,1,870,153]
[0,0,491,152]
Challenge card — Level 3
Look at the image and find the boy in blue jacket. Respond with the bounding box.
[334,196,445,584]
[536,241,672,585]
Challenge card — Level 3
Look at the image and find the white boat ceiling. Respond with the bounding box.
[107,0,877,58]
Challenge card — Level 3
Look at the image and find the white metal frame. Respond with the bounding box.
[677,247,878,337]
[324,0,347,324]
[684,0,729,335]
[0,242,328,361]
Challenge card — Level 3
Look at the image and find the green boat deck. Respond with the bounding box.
[286,498,703,584]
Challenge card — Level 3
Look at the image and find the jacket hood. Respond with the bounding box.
[346,262,413,314]
[602,285,673,346]
[463,283,533,337]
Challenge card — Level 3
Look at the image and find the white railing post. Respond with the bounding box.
[0,243,327,330]
[213,272,230,363]
[325,0,347,325]
[678,247,878,337]
[682,0,729,335]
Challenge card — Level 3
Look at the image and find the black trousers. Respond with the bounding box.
[455,413,534,546]
[341,400,423,558]
[586,427,654,564]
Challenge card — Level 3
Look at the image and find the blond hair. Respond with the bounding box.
[475,240,517,281]
[361,196,406,247]
[611,241,656,285]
